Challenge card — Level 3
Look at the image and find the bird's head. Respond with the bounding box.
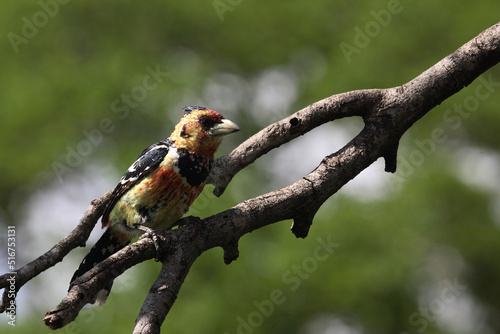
[170,106,240,156]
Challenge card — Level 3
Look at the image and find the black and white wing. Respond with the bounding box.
[101,139,173,225]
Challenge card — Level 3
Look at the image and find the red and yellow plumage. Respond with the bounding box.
[69,106,239,305]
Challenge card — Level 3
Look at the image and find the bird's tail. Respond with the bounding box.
[69,229,130,305]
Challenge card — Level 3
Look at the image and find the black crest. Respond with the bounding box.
[183,105,208,115]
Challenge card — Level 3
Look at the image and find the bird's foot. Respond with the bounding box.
[137,225,163,262]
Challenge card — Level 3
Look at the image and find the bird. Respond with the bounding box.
[69,106,240,305]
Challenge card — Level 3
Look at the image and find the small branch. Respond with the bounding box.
[0,190,112,313]
[44,235,156,329]
[207,89,384,196]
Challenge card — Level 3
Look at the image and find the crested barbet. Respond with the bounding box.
[69,106,240,305]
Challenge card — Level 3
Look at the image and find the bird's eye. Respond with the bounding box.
[180,125,191,138]
[199,116,217,130]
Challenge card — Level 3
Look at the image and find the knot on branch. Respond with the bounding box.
[383,140,399,173]
[362,98,403,174]
[291,210,317,238]
[289,117,302,135]
[206,156,235,197]
[223,239,240,264]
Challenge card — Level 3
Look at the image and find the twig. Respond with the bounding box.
[0,190,112,313]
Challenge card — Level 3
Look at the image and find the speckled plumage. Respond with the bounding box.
[69,107,239,305]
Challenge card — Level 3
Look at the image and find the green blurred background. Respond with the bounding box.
[1,1,500,333]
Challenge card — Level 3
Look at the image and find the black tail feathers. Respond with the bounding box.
[69,229,129,305]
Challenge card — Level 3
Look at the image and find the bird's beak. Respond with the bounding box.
[209,119,240,136]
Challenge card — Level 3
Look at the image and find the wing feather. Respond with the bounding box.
[101,139,172,226]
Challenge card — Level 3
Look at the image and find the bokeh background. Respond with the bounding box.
[1,1,500,333]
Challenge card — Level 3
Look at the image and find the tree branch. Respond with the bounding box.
[0,190,112,313]
[1,22,498,333]
[206,89,382,196]
[209,22,500,196]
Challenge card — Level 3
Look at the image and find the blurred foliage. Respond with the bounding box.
[1,0,500,333]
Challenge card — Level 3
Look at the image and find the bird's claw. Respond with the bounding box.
[137,225,163,262]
